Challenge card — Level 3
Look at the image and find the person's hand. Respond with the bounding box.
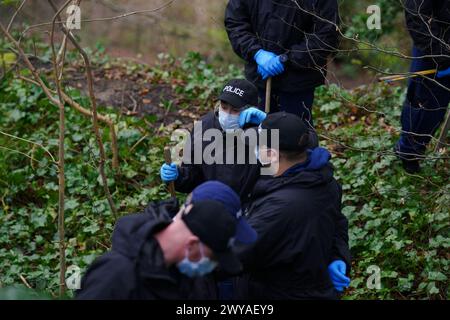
[255,50,281,78]
[160,163,178,182]
[265,55,285,78]
[239,107,267,127]
[257,65,270,80]
[328,260,351,292]
[255,49,277,70]
[437,66,450,78]
[255,50,285,79]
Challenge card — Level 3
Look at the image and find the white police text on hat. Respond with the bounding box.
[223,85,244,97]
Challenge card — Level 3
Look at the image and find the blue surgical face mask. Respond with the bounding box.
[218,108,240,131]
[177,244,218,278]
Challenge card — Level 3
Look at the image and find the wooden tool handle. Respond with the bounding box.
[164,147,176,197]
[265,77,272,114]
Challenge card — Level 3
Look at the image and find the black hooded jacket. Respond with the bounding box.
[405,0,450,69]
[76,199,192,300]
[235,148,350,299]
[225,0,340,92]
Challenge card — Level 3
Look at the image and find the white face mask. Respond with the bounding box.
[254,146,277,166]
[218,109,240,131]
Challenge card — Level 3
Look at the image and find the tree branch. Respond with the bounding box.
[48,0,119,220]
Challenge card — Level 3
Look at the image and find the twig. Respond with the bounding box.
[56,34,68,81]
[129,94,138,113]
[0,23,59,106]
[0,129,57,163]
[20,0,176,39]
[0,145,42,164]
[19,274,32,289]
[130,134,149,153]
[6,0,27,33]
[18,71,120,169]
[48,3,119,171]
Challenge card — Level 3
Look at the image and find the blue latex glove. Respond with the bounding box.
[265,55,285,78]
[255,50,277,78]
[255,50,286,79]
[239,107,267,127]
[254,49,277,70]
[257,65,270,80]
[328,260,351,292]
[437,67,450,78]
[160,163,178,183]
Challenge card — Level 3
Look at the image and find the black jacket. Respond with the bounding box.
[76,199,193,300]
[175,111,261,207]
[175,111,319,206]
[235,148,350,299]
[405,0,450,69]
[225,0,340,92]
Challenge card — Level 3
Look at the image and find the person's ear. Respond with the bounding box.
[268,148,279,163]
[260,148,279,176]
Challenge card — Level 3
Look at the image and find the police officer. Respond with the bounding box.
[235,112,351,299]
[224,0,340,124]
[76,182,256,300]
[394,0,450,173]
[160,78,267,207]
[182,181,257,300]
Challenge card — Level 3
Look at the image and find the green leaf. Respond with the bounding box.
[428,272,447,282]
[83,223,100,235]
[64,199,79,211]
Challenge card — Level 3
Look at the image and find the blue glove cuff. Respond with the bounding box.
[254,49,265,61]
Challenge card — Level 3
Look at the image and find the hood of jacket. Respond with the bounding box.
[252,147,334,198]
[111,198,178,260]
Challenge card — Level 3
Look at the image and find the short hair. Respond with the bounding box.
[279,149,307,162]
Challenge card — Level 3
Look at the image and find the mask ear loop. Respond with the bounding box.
[186,242,204,262]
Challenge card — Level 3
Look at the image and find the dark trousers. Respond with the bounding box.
[258,88,315,127]
[396,47,450,158]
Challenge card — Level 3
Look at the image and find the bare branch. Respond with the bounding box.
[50,0,73,298]
[6,0,27,33]
[20,0,177,39]
[48,0,119,220]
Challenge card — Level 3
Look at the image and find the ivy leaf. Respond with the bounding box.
[428,272,447,282]
[83,223,100,235]
[64,199,79,211]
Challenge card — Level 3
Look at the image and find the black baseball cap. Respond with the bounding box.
[259,112,310,152]
[218,79,259,110]
[181,200,243,275]
[191,181,257,245]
